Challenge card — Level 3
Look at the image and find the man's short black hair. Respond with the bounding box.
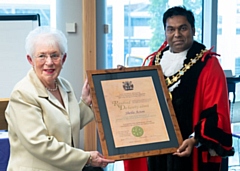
[163,6,195,30]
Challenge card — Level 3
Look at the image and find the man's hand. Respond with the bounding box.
[117,65,125,69]
[173,137,197,157]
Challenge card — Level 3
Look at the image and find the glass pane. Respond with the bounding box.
[218,2,240,168]
[0,0,56,27]
[105,1,202,169]
[217,0,240,102]
[106,0,203,69]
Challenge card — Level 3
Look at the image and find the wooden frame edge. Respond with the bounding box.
[82,0,97,151]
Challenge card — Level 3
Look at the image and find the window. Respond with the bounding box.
[0,0,56,27]
[218,15,222,24]
[106,0,203,69]
[217,28,222,35]
[236,28,240,34]
[217,0,240,102]
[236,57,240,75]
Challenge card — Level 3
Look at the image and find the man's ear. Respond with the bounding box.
[27,55,34,66]
[193,27,196,36]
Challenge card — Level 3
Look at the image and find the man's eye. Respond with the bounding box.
[181,27,187,31]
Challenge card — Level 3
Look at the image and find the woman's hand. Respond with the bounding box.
[87,151,115,168]
[173,137,197,157]
[81,78,92,106]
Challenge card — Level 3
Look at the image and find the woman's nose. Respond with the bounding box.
[45,56,54,64]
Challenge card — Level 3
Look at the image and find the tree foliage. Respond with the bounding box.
[148,0,168,52]
[183,0,203,42]
[148,0,202,52]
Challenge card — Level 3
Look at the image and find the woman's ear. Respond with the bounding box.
[62,53,67,64]
[27,55,34,66]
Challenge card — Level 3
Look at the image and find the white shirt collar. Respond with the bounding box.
[160,49,189,92]
[160,49,188,76]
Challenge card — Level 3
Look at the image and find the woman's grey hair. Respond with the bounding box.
[25,26,68,57]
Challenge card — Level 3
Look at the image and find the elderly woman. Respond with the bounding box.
[5,26,114,171]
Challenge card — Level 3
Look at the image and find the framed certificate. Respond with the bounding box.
[86,65,182,160]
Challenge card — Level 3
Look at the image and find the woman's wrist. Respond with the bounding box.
[86,153,92,166]
[80,97,90,106]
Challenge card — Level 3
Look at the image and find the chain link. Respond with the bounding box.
[155,49,208,87]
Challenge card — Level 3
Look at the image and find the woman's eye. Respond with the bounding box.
[51,54,59,58]
[38,55,46,58]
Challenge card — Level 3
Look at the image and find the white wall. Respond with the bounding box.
[55,0,85,148]
[56,0,84,100]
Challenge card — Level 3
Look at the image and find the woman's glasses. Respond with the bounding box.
[35,53,62,63]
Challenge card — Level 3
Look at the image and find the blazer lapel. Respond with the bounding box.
[28,69,71,112]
